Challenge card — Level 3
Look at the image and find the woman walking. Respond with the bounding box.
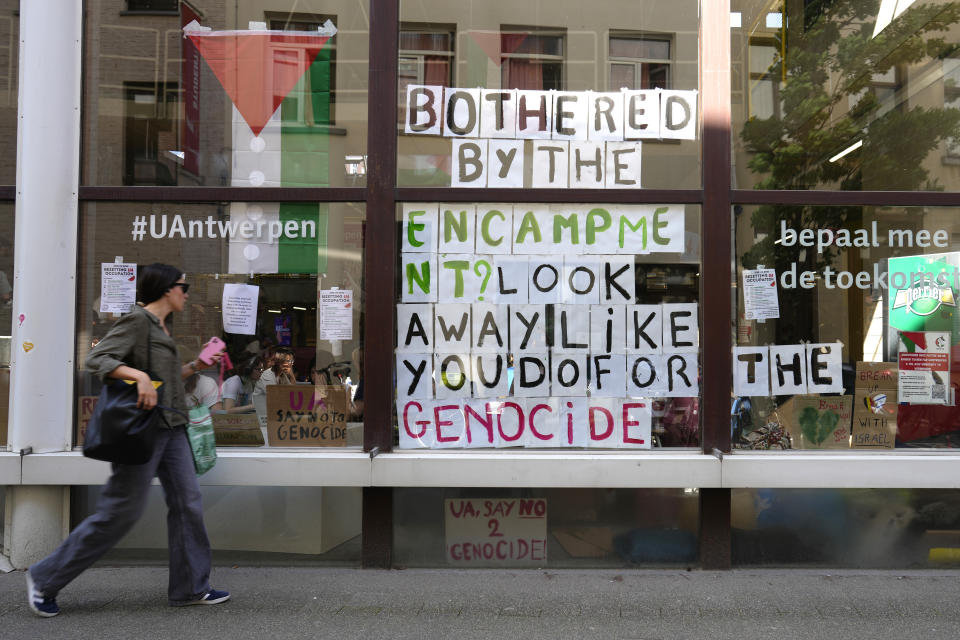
[26,264,229,617]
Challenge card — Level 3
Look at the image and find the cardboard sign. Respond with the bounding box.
[445,498,547,566]
[212,412,265,446]
[852,362,898,449]
[265,385,348,447]
[781,395,852,449]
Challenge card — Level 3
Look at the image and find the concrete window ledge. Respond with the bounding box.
[11,450,960,489]
[19,450,371,487]
[0,452,20,484]
[371,451,720,488]
[723,452,960,488]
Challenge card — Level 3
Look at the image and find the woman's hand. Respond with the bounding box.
[136,372,158,410]
[195,353,222,370]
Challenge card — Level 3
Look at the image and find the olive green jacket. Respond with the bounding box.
[85,305,188,427]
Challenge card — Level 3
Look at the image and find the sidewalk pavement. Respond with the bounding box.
[2,565,960,639]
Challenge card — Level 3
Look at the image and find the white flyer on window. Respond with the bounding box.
[100,262,137,313]
[221,283,259,335]
[742,268,780,320]
[897,330,951,405]
[319,289,354,340]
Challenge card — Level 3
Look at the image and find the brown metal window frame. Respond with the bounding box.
[65,0,960,570]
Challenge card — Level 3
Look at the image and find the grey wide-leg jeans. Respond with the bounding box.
[30,426,212,604]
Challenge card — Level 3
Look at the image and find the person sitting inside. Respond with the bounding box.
[257,346,296,390]
[185,370,221,411]
[220,354,264,414]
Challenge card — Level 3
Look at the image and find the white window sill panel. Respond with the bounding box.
[0,452,19,484]
[20,450,371,486]
[13,450,960,489]
[371,451,720,488]
[723,452,960,488]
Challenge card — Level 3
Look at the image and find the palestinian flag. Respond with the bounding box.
[185,20,337,274]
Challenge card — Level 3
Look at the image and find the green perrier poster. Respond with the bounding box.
[886,253,960,362]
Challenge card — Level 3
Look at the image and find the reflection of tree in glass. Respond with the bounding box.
[740,0,960,344]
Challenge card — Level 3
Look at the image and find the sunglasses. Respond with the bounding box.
[172,282,190,293]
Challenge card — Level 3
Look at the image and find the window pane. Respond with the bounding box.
[505,32,564,57]
[734,204,960,451]
[733,489,960,569]
[76,202,366,450]
[0,203,10,447]
[732,0,960,191]
[610,63,635,90]
[395,488,699,567]
[400,31,453,52]
[396,204,702,451]
[76,484,361,562]
[0,4,18,184]
[83,1,369,187]
[399,0,701,189]
[609,36,669,60]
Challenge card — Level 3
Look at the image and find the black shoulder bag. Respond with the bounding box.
[83,321,166,465]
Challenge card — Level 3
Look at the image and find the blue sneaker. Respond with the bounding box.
[173,589,230,606]
[25,570,59,617]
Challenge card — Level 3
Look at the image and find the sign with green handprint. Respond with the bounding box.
[783,395,852,449]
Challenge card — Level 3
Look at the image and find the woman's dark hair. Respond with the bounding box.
[138,263,183,304]
[237,354,265,378]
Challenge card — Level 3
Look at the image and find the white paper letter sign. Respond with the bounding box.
[524,398,562,447]
[627,355,662,396]
[475,205,513,255]
[397,399,437,449]
[553,305,590,351]
[451,139,487,188]
[552,92,588,141]
[405,85,443,136]
[627,304,662,354]
[436,352,472,400]
[402,203,438,253]
[516,90,553,139]
[591,354,627,398]
[443,87,481,138]
[660,90,697,140]
[621,400,652,449]
[663,303,698,353]
[480,89,517,138]
[733,346,770,397]
[514,353,551,397]
[623,90,660,139]
[487,140,525,188]
[588,92,624,142]
[532,141,569,189]
[472,353,510,398]
[509,304,547,351]
[471,303,508,353]
[402,254,438,302]
[664,353,699,397]
[397,303,433,353]
[569,142,605,189]
[438,204,476,254]
[590,305,626,354]
[434,303,472,351]
[769,344,808,395]
[806,342,843,394]
[605,142,642,188]
[397,353,434,399]
[551,353,588,397]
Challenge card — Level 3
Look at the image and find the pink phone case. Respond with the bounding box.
[198,337,226,365]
